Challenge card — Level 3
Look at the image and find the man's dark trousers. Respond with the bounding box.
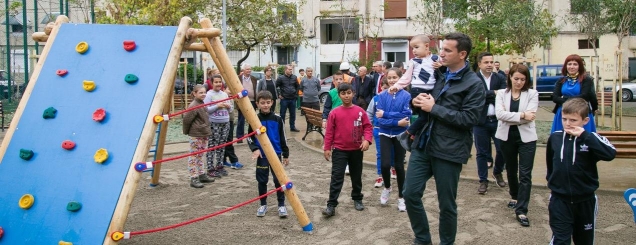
[403,148,462,245]
[236,101,257,138]
[473,116,504,182]
[327,149,364,207]
[280,98,297,130]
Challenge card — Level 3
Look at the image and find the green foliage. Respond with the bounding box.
[178,63,204,84]
[251,66,265,72]
[277,65,285,75]
[496,1,558,55]
[603,0,636,45]
[96,0,208,26]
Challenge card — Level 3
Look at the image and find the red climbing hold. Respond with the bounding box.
[0,226,4,239]
[61,140,76,150]
[123,40,136,51]
[56,69,68,76]
[93,108,106,122]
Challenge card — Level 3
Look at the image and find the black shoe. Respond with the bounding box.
[322,205,336,217]
[198,174,214,183]
[477,181,488,195]
[493,173,507,187]
[508,200,517,209]
[190,178,204,188]
[290,128,300,132]
[412,239,432,245]
[354,200,365,211]
[516,214,530,227]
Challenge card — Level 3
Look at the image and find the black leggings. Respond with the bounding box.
[380,135,406,197]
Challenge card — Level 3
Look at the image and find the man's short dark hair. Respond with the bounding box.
[299,69,305,72]
[444,32,473,58]
[477,52,493,63]
[257,90,273,102]
[494,61,500,64]
[337,82,352,93]
[393,61,404,69]
[383,61,392,69]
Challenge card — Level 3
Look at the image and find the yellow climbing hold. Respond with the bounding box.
[83,80,96,92]
[76,41,89,54]
[19,194,34,209]
[111,231,124,241]
[94,148,109,163]
[59,241,73,245]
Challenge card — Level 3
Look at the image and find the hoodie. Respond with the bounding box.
[375,90,412,136]
[546,130,616,202]
[247,111,289,159]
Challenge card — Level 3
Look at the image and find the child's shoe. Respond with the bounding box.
[216,166,228,176]
[380,188,391,205]
[232,162,244,169]
[223,161,233,168]
[199,174,214,183]
[278,206,288,218]
[397,198,406,212]
[374,177,384,188]
[256,205,268,217]
[190,178,204,188]
[391,167,397,179]
[207,170,222,178]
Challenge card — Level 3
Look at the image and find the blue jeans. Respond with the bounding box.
[236,101,256,138]
[403,148,462,245]
[279,98,297,129]
[473,117,504,182]
[373,127,394,176]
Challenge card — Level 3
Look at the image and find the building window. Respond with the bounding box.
[277,46,294,65]
[11,24,23,33]
[578,39,599,49]
[385,52,406,63]
[385,0,407,19]
[320,18,359,44]
[10,49,27,73]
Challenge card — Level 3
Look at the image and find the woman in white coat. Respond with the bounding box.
[495,64,538,227]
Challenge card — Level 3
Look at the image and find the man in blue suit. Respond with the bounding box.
[474,52,508,194]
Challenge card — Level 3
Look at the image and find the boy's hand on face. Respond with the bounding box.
[324,150,332,161]
[360,140,370,151]
[564,126,585,137]
[282,158,289,166]
[251,150,262,160]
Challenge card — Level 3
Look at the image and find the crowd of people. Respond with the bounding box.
[181,32,618,245]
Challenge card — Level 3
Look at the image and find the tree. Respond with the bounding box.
[450,0,502,53]
[208,0,307,73]
[96,0,208,26]
[412,0,452,51]
[567,0,609,58]
[496,0,558,56]
[605,0,636,81]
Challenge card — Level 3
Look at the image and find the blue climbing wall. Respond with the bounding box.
[0,23,177,244]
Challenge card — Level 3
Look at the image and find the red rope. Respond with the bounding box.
[153,131,257,165]
[128,186,284,237]
[168,95,239,118]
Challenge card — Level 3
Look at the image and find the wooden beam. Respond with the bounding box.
[150,102,171,186]
[103,17,193,244]
[184,43,207,52]
[32,32,49,42]
[199,18,313,233]
[187,27,221,39]
[0,15,69,164]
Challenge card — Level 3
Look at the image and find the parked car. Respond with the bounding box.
[604,79,636,101]
[251,71,265,81]
[528,65,562,96]
[319,76,333,104]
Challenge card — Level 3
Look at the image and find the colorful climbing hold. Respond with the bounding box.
[19,149,34,160]
[0,226,4,239]
[66,201,82,212]
[153,115,164,123]
[61,140,76,150]
[92,108,106,122]
[124,74,138,84]
[83,80,96,92]
[111,231,124,241]
[43,107,57,119]
[19,194,34,209]
[94,148,109,164]
[56,69,68,77]
[75,41,89,54]
[123,40,136,51]
[59,241,73,245]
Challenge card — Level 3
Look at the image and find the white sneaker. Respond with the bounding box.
[391,167,397,179]
[278,206,288,218]
[397,198,406,212]
[345,165,350,175]
[256,205,268,217]
[374,176,384,188]
[380,188,391,205]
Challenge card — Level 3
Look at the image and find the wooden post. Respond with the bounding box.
[199,18,313,233]
[150,102,171,186]
[616,49,623,130]
[103,17,193,244]
[0,16,69,164]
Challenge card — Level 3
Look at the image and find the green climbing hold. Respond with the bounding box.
[66,201,82,212]
[19,149,34,160]
[125,74,139,84]
[43,107,57,119]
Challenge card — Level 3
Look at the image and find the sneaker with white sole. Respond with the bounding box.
[232,162,244,169]
[278,206,288,218]
[256,205,268,217]
[380,188,391,205]
[391,167,397,179]
[374,177,384,188]
[397,198,406,212]
[345,165,350,175]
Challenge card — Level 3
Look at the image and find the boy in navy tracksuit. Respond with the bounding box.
[248,91,290,218]
[546,98,616,245]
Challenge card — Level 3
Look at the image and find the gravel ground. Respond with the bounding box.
[122,139,636,245]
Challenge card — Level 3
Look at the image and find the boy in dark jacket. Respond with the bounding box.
[248,91,290,218]
[546,98,616,245]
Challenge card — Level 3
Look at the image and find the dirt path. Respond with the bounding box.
[121,139,635,245]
